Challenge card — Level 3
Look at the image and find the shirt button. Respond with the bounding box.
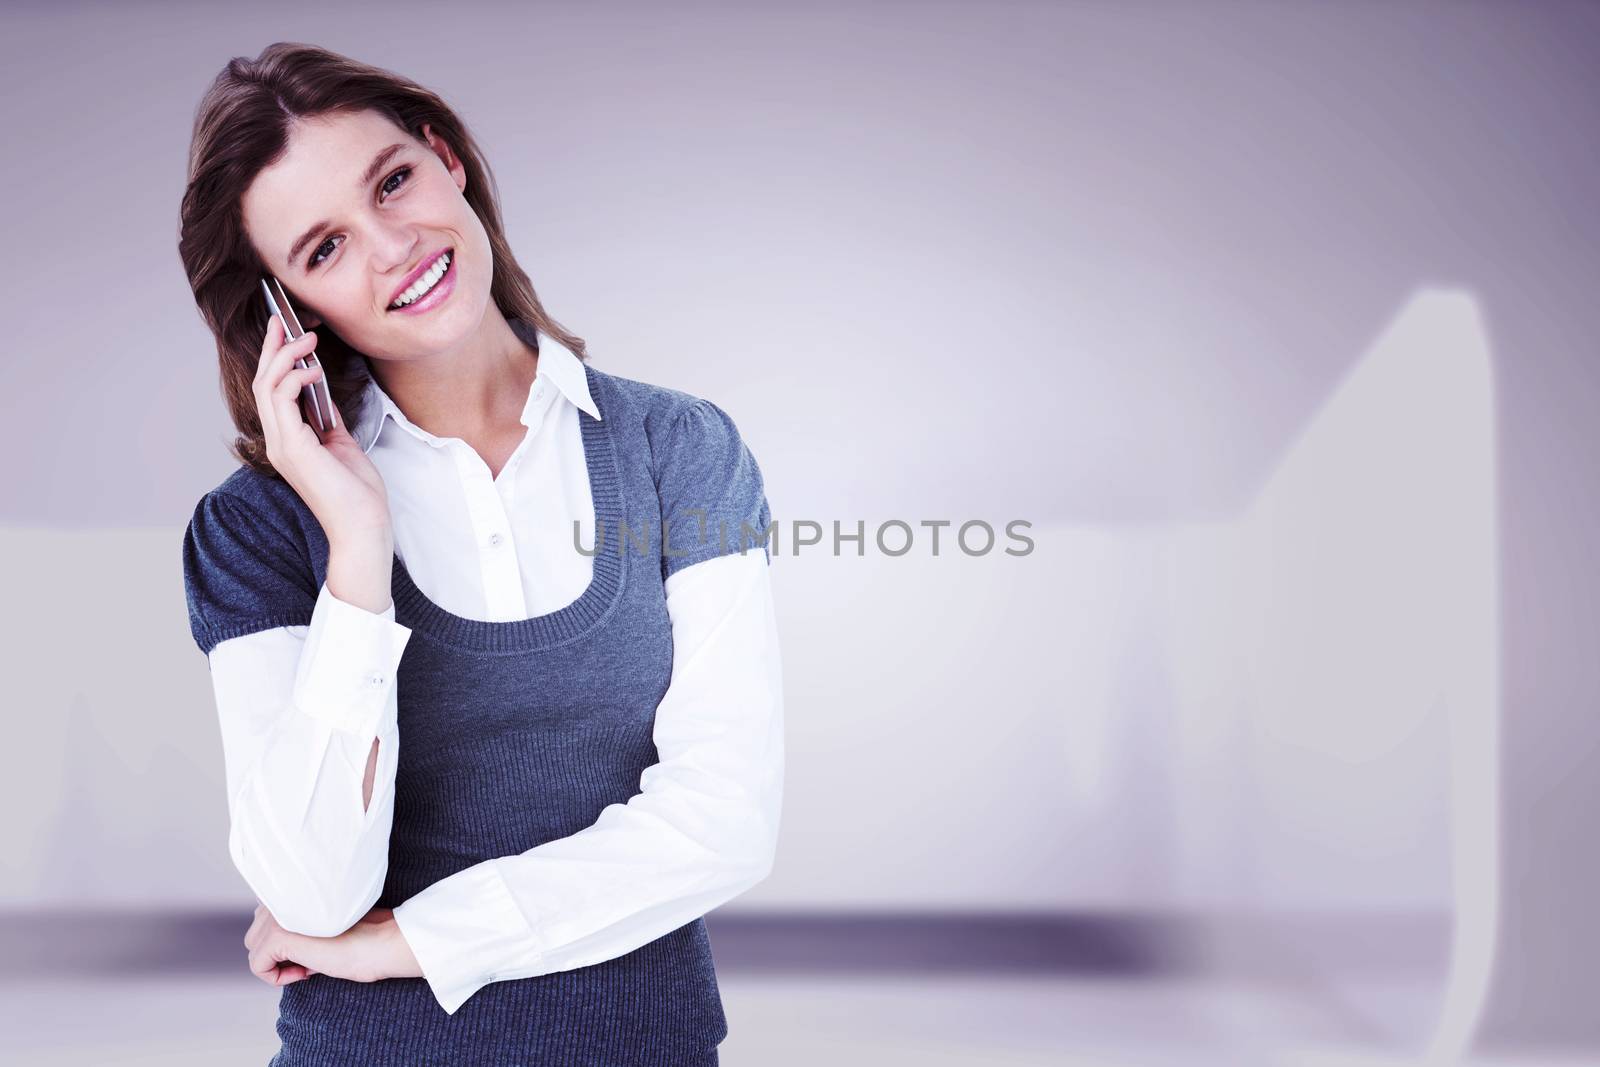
[488,532,504,547]
[368,673,386,686]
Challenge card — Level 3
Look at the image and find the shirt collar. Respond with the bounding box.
[352,317,599,455]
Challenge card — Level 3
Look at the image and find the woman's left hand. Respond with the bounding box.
[244,903,423,987]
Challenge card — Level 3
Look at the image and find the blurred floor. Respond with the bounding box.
[0,970,1447,1066]
[0,910,1471,1064]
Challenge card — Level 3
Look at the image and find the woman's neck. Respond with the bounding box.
[367,310,539,444]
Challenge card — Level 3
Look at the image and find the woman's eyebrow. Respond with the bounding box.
[285,143,410,269]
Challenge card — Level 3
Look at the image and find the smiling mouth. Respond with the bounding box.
[387,248,454,310]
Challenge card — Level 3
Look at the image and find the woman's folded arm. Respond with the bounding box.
[391,549,784,1016]
[207,582,412,937]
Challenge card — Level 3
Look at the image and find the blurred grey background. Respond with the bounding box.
[2,1,1596,1064]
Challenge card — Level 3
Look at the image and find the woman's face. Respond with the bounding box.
[240,108,490,358]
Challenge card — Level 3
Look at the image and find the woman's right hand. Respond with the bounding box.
[255,314,391,544]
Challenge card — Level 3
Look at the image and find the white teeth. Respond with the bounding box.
[390,252,451,308]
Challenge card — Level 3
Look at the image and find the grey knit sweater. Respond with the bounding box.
[182,357,772,1065]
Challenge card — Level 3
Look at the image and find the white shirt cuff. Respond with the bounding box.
[291,582,412,738]
[391,859,541,1015]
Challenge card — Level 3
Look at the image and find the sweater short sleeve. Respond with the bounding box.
[182,489,319,655]
[654,398,773,582]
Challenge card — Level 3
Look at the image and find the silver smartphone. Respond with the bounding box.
[260,276,337,434]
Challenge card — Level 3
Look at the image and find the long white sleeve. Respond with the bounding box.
[207,582,414,937]
[390,550,784,1015]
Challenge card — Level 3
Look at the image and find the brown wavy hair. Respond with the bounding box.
[178,41,587,477]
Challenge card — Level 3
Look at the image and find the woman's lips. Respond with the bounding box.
[387,250,457,314]
[387,247,452,309]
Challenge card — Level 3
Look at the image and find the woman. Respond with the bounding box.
[177,42,784,1065]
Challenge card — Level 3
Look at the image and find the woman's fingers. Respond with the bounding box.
[275,361,329,449]
[255,321,320,460]
[256,315,316,384]
[244,903,315,987]
[254,315,286,445]
[244,902,269,951]
[274,963,313,985]
[247,936,278,982]
[273,362,324,404]
[273,347,320,450]
[248,927,311,986]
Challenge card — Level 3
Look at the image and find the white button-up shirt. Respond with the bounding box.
[204,329,784,1014]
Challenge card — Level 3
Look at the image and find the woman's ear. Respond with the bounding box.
[300,310,324,330]
[420,122,467,194]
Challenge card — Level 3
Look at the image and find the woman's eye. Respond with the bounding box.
[308,236,339,269]
[305,166,415,270]
[380,166,413,198]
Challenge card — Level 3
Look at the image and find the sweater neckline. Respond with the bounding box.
[388,362,627,654]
